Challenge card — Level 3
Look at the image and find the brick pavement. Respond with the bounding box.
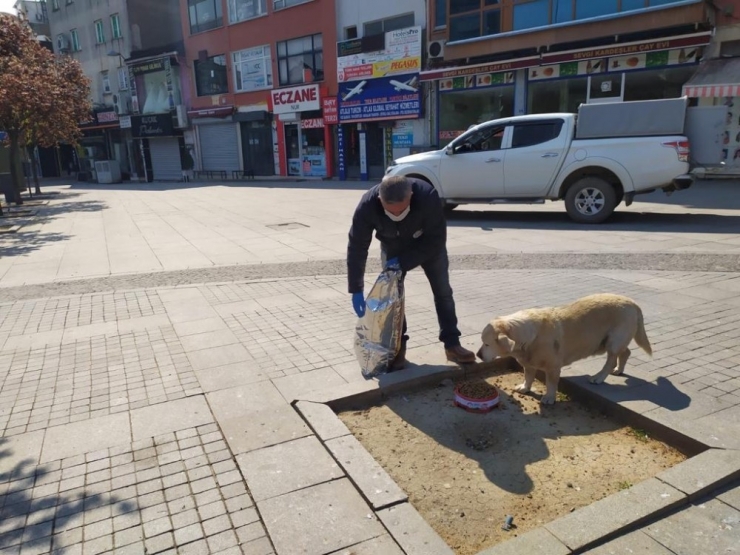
[0,268,739,554]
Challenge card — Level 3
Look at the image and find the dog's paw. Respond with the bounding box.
[611,368,624,376]
[589,375,605,384]
[515,383,531,394]
[540,393,556,405]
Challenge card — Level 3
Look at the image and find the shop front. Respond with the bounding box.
[270,83,333,178]
[236,109,274,177]
[526,34,709,114]
[131,113,184,182]
[336,26,424,180]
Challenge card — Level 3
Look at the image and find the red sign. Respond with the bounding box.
[322,97,338,124]
[270,84,320,114]
[301,118,324,129]
[340,64,373,81]
[420,56,539,82]
[540,32,711,64]
[96,111,118,123]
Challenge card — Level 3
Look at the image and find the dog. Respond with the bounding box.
[476,293,652,405]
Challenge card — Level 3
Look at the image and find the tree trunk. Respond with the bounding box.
[8,131,24,205]
[29,147,41,194]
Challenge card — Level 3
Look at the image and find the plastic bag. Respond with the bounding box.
[354,268,405,379]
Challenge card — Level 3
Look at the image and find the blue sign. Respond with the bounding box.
[0,131,6,141]
[338,75,421,123]
[392,133,413,148]
[338,125,346,180]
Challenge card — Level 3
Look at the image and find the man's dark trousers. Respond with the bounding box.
[382,248,462,349]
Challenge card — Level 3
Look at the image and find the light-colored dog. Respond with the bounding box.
[476,293,652,405]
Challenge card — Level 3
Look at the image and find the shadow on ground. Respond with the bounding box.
[0,438,136,552]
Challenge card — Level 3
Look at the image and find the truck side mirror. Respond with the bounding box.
[445,145,454,156]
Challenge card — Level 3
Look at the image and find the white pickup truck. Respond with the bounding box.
[385,99,694,224]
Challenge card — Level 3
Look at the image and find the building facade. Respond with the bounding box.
[48,0,189,182]
[334,0,429,180]
[181,0,338,178]
[423,0,711,147]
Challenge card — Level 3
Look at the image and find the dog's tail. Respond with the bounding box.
[635,308,652,356]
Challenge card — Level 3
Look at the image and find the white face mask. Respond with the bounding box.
[385,206,410,222]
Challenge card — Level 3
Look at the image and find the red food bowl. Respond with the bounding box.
[454,385,500,414]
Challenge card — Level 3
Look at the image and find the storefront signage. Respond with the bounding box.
[187,106,234,118]
[96,111,118,123]
[119,115,132,129]
[322,97,338,124]
[338,74,421,123]
[337,26,423,83]
[359,131,368,181]
[301,118,324,129]
[439,70,515,91]
[392,121,414,148]
[131,59,166,76]
[270,84,320,114]
[131,113,174,138]
[337,34,385,58]
[420,56,539,82]
[540,33,710,65]
[337,125,346,180]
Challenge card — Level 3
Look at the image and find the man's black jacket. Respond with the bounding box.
[347,178,447,294]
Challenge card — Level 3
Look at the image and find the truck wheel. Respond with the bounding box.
[564,177,617,224]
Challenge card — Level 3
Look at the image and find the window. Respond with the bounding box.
[345,26,357,40]
[232,45,272,92]
[70,29,80,51]
[102,72,112,94]
[453,124,506,153]
[511,121,564,148]
[449,12,480,41]
[228,0,266,23]
[435,0,447,28]
[575,0,618,20]
[363,13,415,36]
[110,14,122,39]
[94,20,105,44]
[277,34,323,86]
[188,0,223,34]
[51,0,59,10]
[118,67,128,90]
[194,55,228,96]
[273,0,312,11]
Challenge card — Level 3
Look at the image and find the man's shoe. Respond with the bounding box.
[389,341,407,372]
[445,345,476,365]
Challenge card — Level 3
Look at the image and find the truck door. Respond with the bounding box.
[503,119,568,196]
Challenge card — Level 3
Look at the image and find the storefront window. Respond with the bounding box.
[527,77,588,114]
[285,112,327,177]
[195,55,228,96]
[277,34,323,86]
[439,87,515,146]
[623,66,696,101]
[232,45,272,92]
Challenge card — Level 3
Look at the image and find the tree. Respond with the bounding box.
[0,13,91,203]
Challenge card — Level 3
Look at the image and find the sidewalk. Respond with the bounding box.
[1,267,739,554]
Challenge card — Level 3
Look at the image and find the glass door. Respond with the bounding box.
[587,73,624,104]
[284,123,301,176]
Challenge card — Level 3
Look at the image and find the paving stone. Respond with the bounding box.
[545,478,686,551]
[41,414,131,463]
[718,481,740,511]
[219,405,311,455]
[130,396,213,441]
[173,522,204,545]
[144,531,175,554]
[187,344,251,371]
[325,434,407,510]
[377,502,455,555]
[294,401,351,441]
[328,534,404,555]
[657,448,740,500]
[258,479,383,555]
[206,529,239,553]
[236,436,342,501]
[239,536,274,555]
[206,382,286,423]
[193,363,268,393]
[644,498,740,554]
[476,527,569,555]
[0,431,45,477]
[586,530,676,554]
[271,368,347,403]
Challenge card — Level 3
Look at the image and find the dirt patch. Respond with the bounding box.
[339,370,685,555]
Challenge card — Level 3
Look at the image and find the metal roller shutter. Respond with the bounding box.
[150,138,182,181]
[199,123,240,172]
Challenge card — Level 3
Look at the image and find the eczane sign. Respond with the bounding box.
[270,84,320,115]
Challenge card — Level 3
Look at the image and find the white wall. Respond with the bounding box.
[336,0,426,39]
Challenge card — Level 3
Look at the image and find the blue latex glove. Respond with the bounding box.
[385,257,400,270]
[352,292,366,318]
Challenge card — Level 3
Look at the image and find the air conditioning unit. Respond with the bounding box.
[113,97,122,115]
[427,40,446,59]
[94,160,122,184]
[56,34,70,53]
[175,105,188,129]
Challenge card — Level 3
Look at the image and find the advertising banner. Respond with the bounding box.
[338,75,421,123]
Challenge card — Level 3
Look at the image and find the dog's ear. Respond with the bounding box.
[481,323,495,346]
[496,333,515,354]
[495,316,537,351]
